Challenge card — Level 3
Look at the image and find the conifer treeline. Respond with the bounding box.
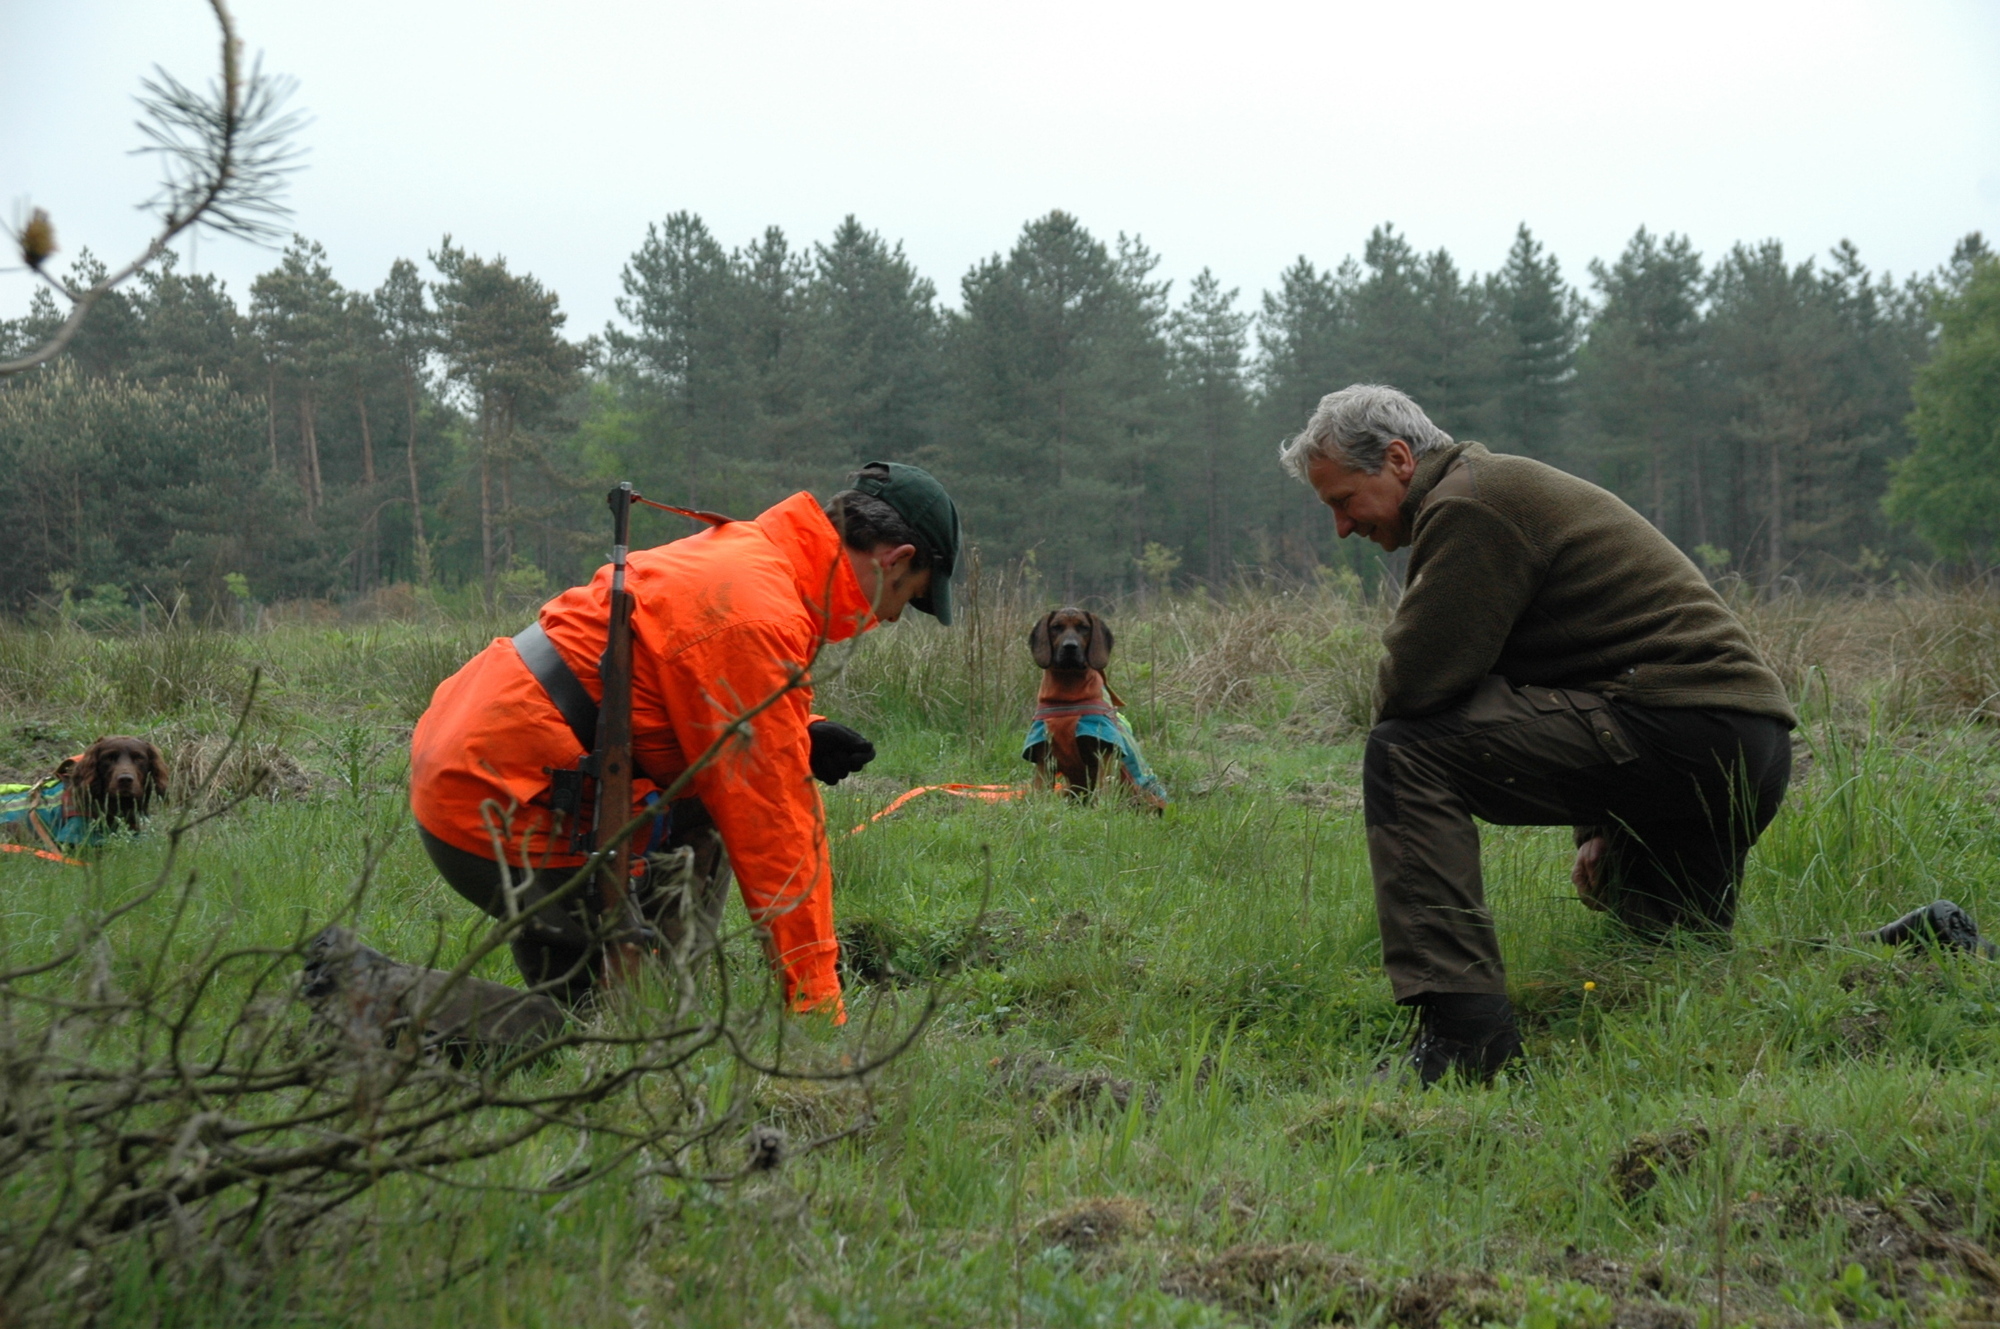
[1,212,1986,616]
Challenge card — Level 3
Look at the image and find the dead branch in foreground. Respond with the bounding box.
[0,634,975,1322]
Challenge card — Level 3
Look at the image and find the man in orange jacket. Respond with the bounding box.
[409,462,961,1017]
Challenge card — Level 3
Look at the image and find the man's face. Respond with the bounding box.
[1305,439,1418,552]
[849,543,932,623]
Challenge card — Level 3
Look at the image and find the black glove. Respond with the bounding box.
[808,721,875,785]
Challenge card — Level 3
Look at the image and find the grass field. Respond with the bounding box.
[2,581,1998,1327]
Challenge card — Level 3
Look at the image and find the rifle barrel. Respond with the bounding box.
[594,482,641,980]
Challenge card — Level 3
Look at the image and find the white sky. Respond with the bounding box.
[6,0,1999,337]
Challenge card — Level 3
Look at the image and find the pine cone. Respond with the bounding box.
[18,209,56,271]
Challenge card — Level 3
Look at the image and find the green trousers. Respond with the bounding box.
[1363,676,1791,1003]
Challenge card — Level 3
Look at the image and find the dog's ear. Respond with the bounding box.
[145,744,169,797]
[1085,613,1113,671]
[78,740,112,795]
[54,755,79,785]
[1028,613,1056,669]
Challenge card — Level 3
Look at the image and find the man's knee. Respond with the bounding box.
[1364,718,1429,826]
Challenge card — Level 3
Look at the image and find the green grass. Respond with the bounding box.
[2,596,1999,1327]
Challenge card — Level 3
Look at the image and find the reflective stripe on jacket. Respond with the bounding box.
[409,492,876,1014]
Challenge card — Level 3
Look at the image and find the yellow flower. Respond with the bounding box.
[1583,981,1597,991]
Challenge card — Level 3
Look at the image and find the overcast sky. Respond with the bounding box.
[7,0,1999,338]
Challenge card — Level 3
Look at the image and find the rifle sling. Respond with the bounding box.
[512,623,599,755]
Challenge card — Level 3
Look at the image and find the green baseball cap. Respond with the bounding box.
[851,461,962,625]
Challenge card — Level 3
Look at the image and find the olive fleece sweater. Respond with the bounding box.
[1374,443,1796,726]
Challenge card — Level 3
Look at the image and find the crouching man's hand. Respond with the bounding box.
[808,721,875,785]
[1572,835,1608,911]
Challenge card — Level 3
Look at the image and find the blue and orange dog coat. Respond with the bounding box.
[1021,668,1169,810]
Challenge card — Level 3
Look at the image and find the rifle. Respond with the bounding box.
[592,482,643,980]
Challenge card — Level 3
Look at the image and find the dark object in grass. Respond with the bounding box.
[1382,993,1524,1088]
[300,925,566,1064]
[745,1124,786,1172]
[1867,899,1996,958]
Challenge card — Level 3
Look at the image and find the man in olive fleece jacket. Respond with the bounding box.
[1283,385,1795,1085]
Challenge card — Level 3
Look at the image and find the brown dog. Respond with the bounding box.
[60,736,170,833]
[1025,608,1121,796]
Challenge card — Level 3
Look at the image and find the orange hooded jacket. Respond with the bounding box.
[409,492,875,1015]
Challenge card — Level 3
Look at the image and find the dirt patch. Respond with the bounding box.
[1825,1196,2000,1292]
[1610,1301,1696,1329]
[1035,1196,1150,1251]
[0,720,81,784]
[1166,1249,1696,1329]
[1281,712,1355,745]
[1611,1128,1710,1202]
[755,1078,872,1142]
[1764,1124,1839,1169]
[838,918,902,984]
[1045,909,1094,944]
[839,910,1023,984]
[1388,1269,1506,1329]
[1837,954,1947,996]
[1833,1007,1892,1055]
[1186,762,1249,797]
[1162,1243,1378,1321]
[990,1052,1158,1128]
[1285,1096,1528,1175]
[1543,1251,1680,1301]
[1287,780,1362,812]
[168,732,315,807]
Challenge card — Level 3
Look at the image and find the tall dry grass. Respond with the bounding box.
[1729,582,2000,727]
[3,576,1996,747]
[824,571,2000,741]
[819,561,1390,741]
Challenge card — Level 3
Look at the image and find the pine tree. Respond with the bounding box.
[1410,246,1496,438]
[1348,225,1429,391]
[943,211,1169,592]
[1170,270,1251,584]
[1576,228,1706,538]
[801,216,941,473]
[376,259,436,579]
[1255,257,1352,575]
[129,254,254,389]
[1487,224,1580,459]
[250,237,348,517]
[604,213,743,510]
[431,237,584,603]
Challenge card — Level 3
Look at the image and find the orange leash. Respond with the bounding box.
[848,783,1026,835]
[0,843,86,867]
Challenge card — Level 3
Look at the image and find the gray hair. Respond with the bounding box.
[1278,384,1453,480]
